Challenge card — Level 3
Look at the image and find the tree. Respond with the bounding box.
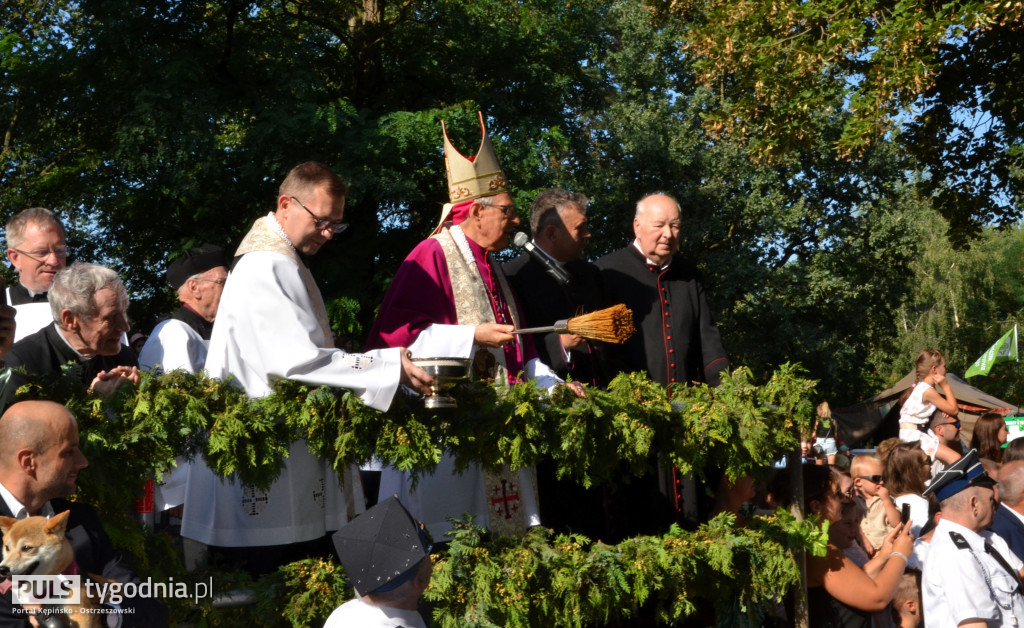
[879,217,1024,403]
[2,0,936,405]
[676,0,1024,244]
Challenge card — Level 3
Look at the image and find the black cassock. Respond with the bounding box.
[502,250,614,387]
[596,244,729,388]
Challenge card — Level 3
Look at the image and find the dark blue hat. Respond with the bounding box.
[923,449,998,501]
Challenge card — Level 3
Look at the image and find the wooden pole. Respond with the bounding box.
[790,443,808,628]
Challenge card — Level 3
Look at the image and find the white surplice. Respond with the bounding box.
[138,319,208,375]
[6,288,52,343]
[138,318,210,511]
[180,215,404,548]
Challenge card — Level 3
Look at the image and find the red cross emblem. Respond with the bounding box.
[491,479,521,520]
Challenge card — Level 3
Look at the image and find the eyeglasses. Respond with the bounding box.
[936,420,961,429]
[481,202,517,218]
[10,246,68,261]
[856,475,884,484]
[290,196,348,234]
[196,278,227,286]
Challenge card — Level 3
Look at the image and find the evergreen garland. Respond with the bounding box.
[12,362,822,626]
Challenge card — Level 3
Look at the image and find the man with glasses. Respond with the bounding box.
[366,113,572,539]
[4,208,68,342]
[180,161,433,575]
[138,244,228,374]
[930,410,967,478]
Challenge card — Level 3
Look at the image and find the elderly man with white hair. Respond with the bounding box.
[4,261,138,407]
[596,192,729,388]
[595,193,731,528]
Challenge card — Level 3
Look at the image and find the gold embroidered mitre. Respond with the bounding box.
[442,111,509,203]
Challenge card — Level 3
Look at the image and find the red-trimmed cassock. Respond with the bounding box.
[596,243,729,387]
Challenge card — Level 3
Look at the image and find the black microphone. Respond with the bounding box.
[513,232,571,287]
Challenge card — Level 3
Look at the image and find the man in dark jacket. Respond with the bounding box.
[991,460,1024,562]
[503,189,612,538]
[595,193,729,388]
[0,400,167,627]
[5,262,137,408]
[503,188,612,387]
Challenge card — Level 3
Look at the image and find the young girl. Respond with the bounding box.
[898,350,962,467]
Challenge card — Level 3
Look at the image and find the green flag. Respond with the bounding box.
[965,325,1018,378]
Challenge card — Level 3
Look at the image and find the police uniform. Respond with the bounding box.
[922,449,1024,627]
[923,518,1024,627]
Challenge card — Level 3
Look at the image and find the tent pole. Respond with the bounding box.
[790,443,808,628]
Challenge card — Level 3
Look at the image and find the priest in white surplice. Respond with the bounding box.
[365,113,581,539]
[138,244,228,517]
[180,162,433,574]
[4,207,68,342]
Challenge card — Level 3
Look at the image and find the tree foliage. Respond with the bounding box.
[5,0,1024,470]
[676,0,1024,243]
[2,0,960,409]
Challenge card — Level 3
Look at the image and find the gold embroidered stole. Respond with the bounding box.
[432,225,522,382]
[432,225,535,537]
[234,216,334,349]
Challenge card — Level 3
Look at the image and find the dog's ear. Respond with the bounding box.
[44,511,71,536]
[0,515,16,535]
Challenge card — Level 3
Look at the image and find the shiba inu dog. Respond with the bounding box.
[0,510,105,628]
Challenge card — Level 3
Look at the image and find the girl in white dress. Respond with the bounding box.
[898,349,963,467]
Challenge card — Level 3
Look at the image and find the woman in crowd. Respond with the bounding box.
[803,464,914,627]
[969,411,1008,463]
[1003,436,1024,463]
[884,442,932,537]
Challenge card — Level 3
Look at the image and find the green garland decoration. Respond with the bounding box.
[12,362,820,626]
[183,511,827,627]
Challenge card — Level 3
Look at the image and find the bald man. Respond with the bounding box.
[596,193,731,529]
[0,401,167,627]
[596,193,729,388]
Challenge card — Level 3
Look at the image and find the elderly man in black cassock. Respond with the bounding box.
[596,193,731,527]
[596,193,729,388]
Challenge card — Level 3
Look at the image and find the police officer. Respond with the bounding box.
[923,449,1024,627]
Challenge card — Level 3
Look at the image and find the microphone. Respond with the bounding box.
[513,232,571,287]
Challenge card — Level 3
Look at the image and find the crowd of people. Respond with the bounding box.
[0,111,1019,627]
[786,349,1024,626]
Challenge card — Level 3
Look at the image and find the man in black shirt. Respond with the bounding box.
[5,262,137,408]
[503,189,611,386]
